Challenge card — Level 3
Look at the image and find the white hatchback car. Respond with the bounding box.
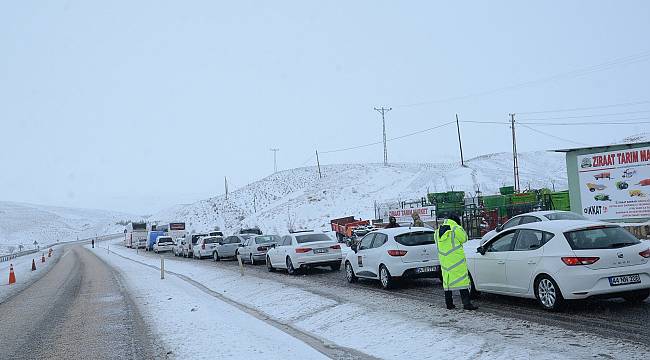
[266,231,342,274]
[193,236,222,259]
[344,227,440,289]
[153,236,175,253]
[238,235,281,265]
[481,210,586,245]
[467,220,650,310]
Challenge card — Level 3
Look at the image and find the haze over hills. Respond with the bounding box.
[0,201,133,254]
[152,150,568,235]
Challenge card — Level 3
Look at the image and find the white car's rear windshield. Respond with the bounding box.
[296,234,331,244]
[395,231,435,246]
[159,238,173,243]
[544,212,585,221]
[564,226,640,250]
[256,235,280,244]
[204,238,220,244]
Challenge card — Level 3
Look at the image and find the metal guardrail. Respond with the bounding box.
[0,233,122,263]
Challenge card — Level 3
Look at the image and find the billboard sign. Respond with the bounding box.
[388,206,436,224]
[577,147,650,220]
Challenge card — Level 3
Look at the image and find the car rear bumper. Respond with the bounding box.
[392,260,441,278]
[553,264,650,299]
[295,252,343,268]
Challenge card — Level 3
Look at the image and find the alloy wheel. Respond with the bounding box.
[538,278,556,308]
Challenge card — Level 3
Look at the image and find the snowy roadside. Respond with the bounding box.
[97,239,647,360]
[88,244,331,360]
[0,247,62,303]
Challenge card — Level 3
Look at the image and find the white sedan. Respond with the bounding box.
[466,220,650,310]
[344,227,440,289]
[481,210,586,244]
[266,231,342,274]
[193,236,221,259]
[153,236,175,253]
[238,235,281,265]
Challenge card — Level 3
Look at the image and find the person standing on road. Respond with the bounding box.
[385,216,400,228]
[91,238,95,248]
[435,214,478,310]
[411,212,425,227]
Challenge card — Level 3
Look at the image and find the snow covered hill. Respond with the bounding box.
[153,150,568,235]
[0,201,133,254]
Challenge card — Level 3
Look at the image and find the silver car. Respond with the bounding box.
[238,235,281,265]
[213,234,252,261]
[193,236,222,259]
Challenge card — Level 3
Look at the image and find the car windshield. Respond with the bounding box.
[394,231,435,246]
[159,238,173,243]
[204,238,220,244]
[544,212,586,221]
[296,233,331,244]
[564,226,640,250]
[256,235,280,244]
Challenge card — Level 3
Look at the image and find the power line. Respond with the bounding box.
[518,118,650,126]
[394,50,650,108]
[517,99,650,115]
[519,109,650,120]
[519,124,589,146]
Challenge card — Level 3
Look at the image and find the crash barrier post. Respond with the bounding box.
[160,257,165,280]
[236,254,244,276]
[48,248,52,258]
[107,243,110,255]
[31,259,36,271]
[41,253,45,263]
[8,263,16,285]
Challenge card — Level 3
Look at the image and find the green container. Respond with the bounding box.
[548,191,570,211]
[511,192,536,204]
[445,191,465,203]
[500,186,515,195]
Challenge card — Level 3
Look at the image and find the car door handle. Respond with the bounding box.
[497,260,505,264]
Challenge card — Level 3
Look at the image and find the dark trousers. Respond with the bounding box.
[445,289,471,307]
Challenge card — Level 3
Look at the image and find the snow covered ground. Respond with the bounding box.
[153,150,568,235]
[95,239,646,360]
[0,247,61,303]
[0,201,134,254]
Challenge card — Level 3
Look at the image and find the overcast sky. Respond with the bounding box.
[1,1,649,214]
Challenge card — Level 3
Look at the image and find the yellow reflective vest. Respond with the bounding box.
[434,219,470,290]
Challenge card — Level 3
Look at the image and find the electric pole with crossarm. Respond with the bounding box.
[374,106,392,166]
[270,148,279,173]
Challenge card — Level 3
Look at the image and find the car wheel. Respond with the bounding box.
[286,257,297,275]
[345,261,357,283]
[535,275,565,311]
[213,251,220,261]
[379,264,394,289]
[622,289,650,304]
[266,256,275,272]
[331,262,341,271]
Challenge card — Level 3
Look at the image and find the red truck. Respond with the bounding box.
[330,216,370,242]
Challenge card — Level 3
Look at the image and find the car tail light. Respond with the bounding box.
[640,249,650,258]
[330,244,341,250]
[387,250,408,256]
[295,247,312,253]
[561,256,599,266]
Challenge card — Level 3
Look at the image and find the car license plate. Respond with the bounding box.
[416,266,439,273]
[608,274,641,287]
[313,248,328,254]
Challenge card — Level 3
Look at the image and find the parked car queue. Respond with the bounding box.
[144,210,650,311]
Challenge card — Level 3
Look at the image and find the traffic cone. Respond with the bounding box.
[41,253,45,263]
[8,264,16,285]
[32,259,36,271]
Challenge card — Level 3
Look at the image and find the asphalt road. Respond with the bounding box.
[0,245,160,360]
[149,247,650,346]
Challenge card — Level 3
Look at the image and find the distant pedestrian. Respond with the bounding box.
[411,212,425,227]
[435,214,478,310]
[385,216,400,228]
[92,238,95,248]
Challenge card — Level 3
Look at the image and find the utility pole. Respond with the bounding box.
[374,107,392,166]
[225,177,228,200]
[315,150,322,179]
[270,148,279,173]
[510,113,521,192]
[455,114,465,166]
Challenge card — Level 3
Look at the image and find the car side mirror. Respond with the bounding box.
[238,243,244,247]
[477,246,486,255]
[351,243,358,253]
[270,243,276,248]
[496,224,503,232]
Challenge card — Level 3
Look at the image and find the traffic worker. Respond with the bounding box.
[435,214,478,310]
[385,216,400,228]
[411,212,425,227]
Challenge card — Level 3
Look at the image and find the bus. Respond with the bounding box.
[126,222,148,249]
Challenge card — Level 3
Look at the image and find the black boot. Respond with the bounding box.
[460,289,478,310]
[444,290,456,310]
